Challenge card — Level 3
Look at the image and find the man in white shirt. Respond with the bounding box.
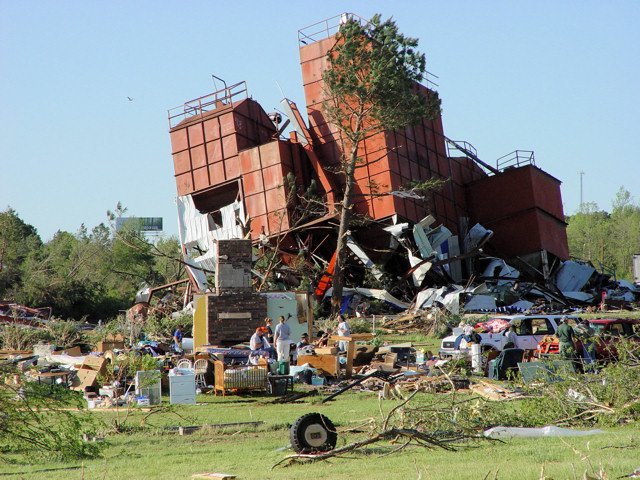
[336,314,351,352]
[504,325,518,348]
[273,315,292,362]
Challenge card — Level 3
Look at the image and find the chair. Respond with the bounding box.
[176,359,192,369]
[193,359,208,390]
[490,348,524,380]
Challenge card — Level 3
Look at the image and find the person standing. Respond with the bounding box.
[264,317,274,345]
[273,315,292,363]
[556,316,576,360]
[336,314,351,352]
[504,325,518,349]
[574,318,596,371]
[173,325,183,352]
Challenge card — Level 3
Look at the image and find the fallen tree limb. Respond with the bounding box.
[271,427,465,469]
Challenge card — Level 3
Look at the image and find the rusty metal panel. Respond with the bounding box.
[188,123,204,147]
[239,147,261,173]
[221,134,238,157]
[190,144,207,169]
[260,164,282,190]
[243,169,264,193]
[223,154,242,180]
[208,162,225,183]
[244,192,267,217]
[170,129,189,153]
[203,118,221,141]
[192,166,210,191]
[205,139,223,163]
[176,172,194,197]
[267,209,290,234]
[250,214,268,237]
[172,150,191,176]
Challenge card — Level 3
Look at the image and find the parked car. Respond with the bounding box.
[439,315,579,357]
[536,318,640,361]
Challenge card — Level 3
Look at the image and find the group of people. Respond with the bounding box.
[248,314,351,363]
[556,316,597,369]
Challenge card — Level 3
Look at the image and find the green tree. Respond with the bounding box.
[566,202,611,267]
[609,187,640,279]
[322,14,441,313]
[0,208,42,299]
[566,187,640,281]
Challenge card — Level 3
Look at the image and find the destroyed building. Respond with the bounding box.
[166,14,576,314]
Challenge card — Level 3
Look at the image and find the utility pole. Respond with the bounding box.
[578,171,585,212]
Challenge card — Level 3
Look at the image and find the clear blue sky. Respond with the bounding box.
[1,1,638,241]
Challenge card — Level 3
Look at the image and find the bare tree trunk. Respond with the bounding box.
[331,133,360,316]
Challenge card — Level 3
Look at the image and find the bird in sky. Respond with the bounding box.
[126,96,134,101]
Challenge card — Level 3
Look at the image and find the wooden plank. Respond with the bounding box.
[297,354,339,376]
[346,339,355,378]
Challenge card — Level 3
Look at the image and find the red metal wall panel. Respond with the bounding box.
[465,165,568,259]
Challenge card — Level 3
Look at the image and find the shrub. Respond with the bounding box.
[42,318,85,349]
[0,325,47,351]
[144,312,192,343]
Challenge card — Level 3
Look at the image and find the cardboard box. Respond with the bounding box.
[53,346,82,356]
[72,367,99,391]
[315,347,338,355]
[96,334,125,352]
[71,355,108,391]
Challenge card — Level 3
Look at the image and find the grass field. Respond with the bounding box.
[1,389,639,480]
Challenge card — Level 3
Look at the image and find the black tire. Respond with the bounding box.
[290,413,337,453]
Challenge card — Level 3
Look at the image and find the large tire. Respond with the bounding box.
[290,413,337,453]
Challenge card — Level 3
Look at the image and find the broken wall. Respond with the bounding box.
[206,239,268,346]
[466,165,569,260]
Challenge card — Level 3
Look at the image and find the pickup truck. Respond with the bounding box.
[439,315,580,357]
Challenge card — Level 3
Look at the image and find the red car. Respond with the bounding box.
[537,318,640,361]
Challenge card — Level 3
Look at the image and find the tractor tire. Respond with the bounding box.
[290,413,337,454]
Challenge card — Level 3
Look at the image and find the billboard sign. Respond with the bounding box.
[115,217,163,232]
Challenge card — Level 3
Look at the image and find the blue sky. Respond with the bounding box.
[1,1,638,241]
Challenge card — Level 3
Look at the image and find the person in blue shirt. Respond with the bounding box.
[173,325,183,352]
[274,315,292,362]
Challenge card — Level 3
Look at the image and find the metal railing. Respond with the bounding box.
[298,13,439,91]
[446,139,478,158]
[496,150,535,171]
[168,81,248,128]
[298,13,365,45]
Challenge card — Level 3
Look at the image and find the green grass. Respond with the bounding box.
[1,390,639,480]
[381,334,442,353]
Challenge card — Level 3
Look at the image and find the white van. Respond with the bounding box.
[439,315,579,357]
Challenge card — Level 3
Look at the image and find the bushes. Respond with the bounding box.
[0,318,86,351]
[0,325,47,350]
[144,312,192,343]
[42,318,85,349]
